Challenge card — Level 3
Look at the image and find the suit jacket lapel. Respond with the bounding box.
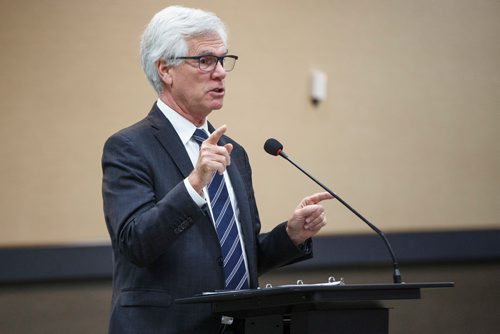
[226,158,257,272]
[147,104,194,178]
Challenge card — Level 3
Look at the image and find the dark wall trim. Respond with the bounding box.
[0,243,112,284]
[291,229,500,269]
[0,230,499,283]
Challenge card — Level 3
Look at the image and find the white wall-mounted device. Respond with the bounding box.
[310,70,328,106]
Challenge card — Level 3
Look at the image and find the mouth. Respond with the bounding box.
[208,87,225,98]
[211,87,225,94]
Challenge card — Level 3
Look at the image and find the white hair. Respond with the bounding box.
[140,6,228,94]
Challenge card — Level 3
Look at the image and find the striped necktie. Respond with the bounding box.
[192,129,249,290]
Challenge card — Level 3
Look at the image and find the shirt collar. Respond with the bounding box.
[156,99,209,145]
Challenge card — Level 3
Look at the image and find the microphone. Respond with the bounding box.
[264,138,403,284]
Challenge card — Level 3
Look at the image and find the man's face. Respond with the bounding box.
[161,34,228,124]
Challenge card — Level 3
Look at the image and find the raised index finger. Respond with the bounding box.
[306,191,334,205]
[206,125,227,145]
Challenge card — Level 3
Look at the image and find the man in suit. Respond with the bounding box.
[102,5,332,334]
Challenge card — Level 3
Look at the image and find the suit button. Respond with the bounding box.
[217,256,224,267]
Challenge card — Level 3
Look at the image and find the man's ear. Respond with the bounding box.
[157,60,173,86]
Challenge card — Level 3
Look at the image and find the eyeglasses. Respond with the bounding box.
[170,55,238,72]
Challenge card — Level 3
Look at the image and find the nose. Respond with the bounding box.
[211,60,226,79]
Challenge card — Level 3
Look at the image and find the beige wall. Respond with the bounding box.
[0,0,499,246]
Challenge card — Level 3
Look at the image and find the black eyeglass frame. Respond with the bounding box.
[168,55,239,72]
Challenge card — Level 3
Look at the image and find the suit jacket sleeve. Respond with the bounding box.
[102,132,206,267]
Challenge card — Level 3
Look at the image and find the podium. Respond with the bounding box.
[177,282,453,334]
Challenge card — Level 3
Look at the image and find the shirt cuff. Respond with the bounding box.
[183,178,206,207]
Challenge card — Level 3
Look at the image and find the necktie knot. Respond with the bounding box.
[193,129,209,145]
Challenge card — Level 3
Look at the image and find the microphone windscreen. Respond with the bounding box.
[264,138,283,156]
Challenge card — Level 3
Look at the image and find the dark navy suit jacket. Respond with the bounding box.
[102,104,311,333]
